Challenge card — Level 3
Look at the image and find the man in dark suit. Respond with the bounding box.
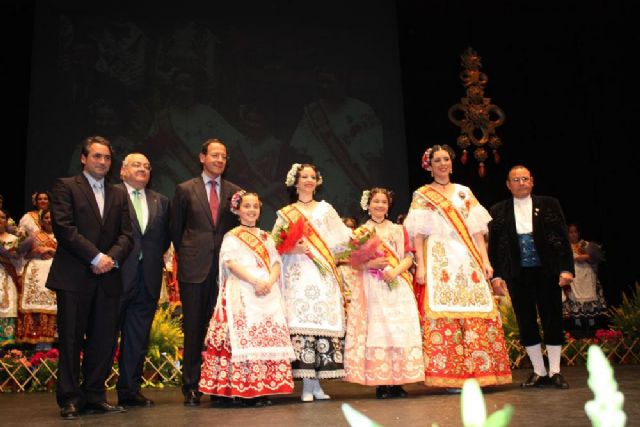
[488,165,574,389]
[46,136,133,419]
[114,153,170,407]
[170,138,241,405]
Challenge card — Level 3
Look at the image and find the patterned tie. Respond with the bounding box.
[93,182,104,217]
[132,190,146,232]
[209,181,219,225]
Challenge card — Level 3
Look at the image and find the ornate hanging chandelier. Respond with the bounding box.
[448,47,505,177]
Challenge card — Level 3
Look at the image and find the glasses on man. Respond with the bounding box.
[129,161,152,171]
[510,176,531,184]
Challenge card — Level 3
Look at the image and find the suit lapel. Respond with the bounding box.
[532,196,543,238]
[506,198,517,240]
[194,177,214,226]
[145,189,157,233]
[218,180,233,223]
[77,175,102,222]
[102,183,115,223]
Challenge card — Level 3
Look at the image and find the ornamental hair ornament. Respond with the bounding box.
[421,148,433,171]
[285,163,323,187]
[360,190,371,211]
[285,163,301,187]
[230,190,247,215]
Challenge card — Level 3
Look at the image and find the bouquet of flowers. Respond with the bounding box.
[272,217,330,277]
[336,227,398,290]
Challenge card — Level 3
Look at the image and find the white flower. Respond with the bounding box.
[285,163,301,187]
[360,190,371,211]
[285,163,323,186]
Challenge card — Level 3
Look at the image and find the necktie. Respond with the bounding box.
[93,183,104,217]
[209,181,219,225]
[132,190,146,232]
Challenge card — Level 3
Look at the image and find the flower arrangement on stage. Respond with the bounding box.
[336,227,399,290]
[28,348,59,391]
[272,217,330,277]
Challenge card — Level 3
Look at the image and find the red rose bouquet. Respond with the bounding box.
[272,217,330,277]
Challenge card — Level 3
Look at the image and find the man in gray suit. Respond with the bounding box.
[170,138,241,405]
[114,153,170,407]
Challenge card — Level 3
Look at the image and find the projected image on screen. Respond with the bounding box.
[26,2,408,227]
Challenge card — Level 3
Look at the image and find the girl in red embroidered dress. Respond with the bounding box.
[199,192,295,406]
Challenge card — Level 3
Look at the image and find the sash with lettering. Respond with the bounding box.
[229,227,271,275]
[305,102,370,191]
[280,205,346,299]
[379,239,413,289]
[222,227,294,362]
[415,186,496,318]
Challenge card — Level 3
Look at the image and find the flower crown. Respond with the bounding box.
[230,190,247,215]
[421,148,433,171]
[360,190,371,211]
[285,163,323,187]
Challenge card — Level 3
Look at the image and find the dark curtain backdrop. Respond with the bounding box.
[5,0,639,306]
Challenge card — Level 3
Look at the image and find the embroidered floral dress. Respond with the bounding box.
[404,184,512,388]
[562,241,607,322]
[344,221,424,385]
[199,227,295,398]
[0,234,21,346]
[18,211,41,237]
[273,201,351,379]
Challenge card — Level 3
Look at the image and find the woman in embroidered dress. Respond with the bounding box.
[561,223,607,331]
[404,145,512,390]
[18,191,50,237]
[0,208,31,346]
[199,191,295,406]
[16,209,58,347]
[344,188,424,398]
[273,163,352,402]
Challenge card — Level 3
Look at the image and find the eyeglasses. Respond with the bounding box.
[129,161,152,171]
[510,177,531,184]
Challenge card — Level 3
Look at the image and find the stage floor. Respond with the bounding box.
[2,366,638,426]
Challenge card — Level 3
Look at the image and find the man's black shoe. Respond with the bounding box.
[83,401,126,413]
[550,373,570,389]
[521,372,550,388]
[60,403,80,420]
[118,391,154,407]
[184,390,201,406]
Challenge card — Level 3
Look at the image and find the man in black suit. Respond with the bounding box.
[46,136,133,419]
[114,153,170,407]
[488,165,574,389]
[170,138,241,405]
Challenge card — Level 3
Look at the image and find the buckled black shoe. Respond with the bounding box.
[550,373,570,389]
[521,372,550,388]
[60,403,80,420]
